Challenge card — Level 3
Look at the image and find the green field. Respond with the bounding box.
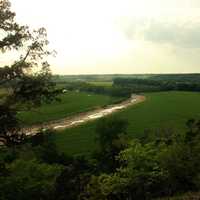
[52,91,200,155]
[0,88,8,97]
[18,91,121,125]
[88,81,113,87]
[0,88,11,104]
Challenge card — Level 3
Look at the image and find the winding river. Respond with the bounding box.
[24,94,145,135]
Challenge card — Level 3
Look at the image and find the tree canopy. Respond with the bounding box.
[0,0,60,145]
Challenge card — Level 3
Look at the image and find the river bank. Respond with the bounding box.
[24,94,146,135]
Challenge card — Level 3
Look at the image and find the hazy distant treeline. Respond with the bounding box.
[53,73,200,83]
[113,77,200,93]
[63,81,131,98]
[56,74,200,99]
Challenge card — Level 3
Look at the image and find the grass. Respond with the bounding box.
[87,81,113,87]
[0,87,11,104]
[18,91,121,126]
[0,87,9,97]
[117,91,200,137]
[52,91,200,155]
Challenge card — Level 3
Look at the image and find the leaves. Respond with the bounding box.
[0,0,60,145]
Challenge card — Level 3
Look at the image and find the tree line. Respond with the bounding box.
[113,77,200,93]
[63,81,131,98]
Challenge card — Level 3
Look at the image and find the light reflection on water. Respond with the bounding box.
[53,105,127,130]
[25,95,142,135]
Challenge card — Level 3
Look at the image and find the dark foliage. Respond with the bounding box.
[113,77,200,93]
[0,0,61,145]
[94,117,129,172]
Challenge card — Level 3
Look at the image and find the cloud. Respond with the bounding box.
[123,18,200,49]
[144,21,200,48]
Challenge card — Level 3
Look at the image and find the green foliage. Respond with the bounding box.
[113,76,200,93]
[156,192,200,200]
[55,156,92,200]
[96,117,128,150]
[0,159,63,200]
[0,104,22,145]
[84,120,200,200]
[0,0,60,145]
[2,118,200,199]
[94,117,129,172]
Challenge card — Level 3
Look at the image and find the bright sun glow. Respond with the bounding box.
[4,0,200,74]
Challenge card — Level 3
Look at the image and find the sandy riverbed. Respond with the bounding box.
[24,94,146,135]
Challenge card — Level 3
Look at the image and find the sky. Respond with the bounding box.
[4,0,200,74]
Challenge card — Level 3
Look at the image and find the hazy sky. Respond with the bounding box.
[5,0,200,74]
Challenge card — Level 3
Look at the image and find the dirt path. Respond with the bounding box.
[24,94,146,135]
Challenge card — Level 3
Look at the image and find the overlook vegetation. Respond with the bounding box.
[1,0,200,199]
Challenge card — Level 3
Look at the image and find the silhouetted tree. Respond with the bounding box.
[55,156,92,200]
[0,0,60,145]
[95,117,129,172]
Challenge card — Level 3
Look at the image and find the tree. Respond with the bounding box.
[85,120,200,200]
[0,159,63,200]
[54,156,92,200]
[95,117,129,172]
[96,117,128,151]
[0,0,60,145]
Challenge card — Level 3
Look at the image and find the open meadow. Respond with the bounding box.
[87,81,113,87]
[52,91,200,155]
[0,88,8,98]
[18,91,121,125]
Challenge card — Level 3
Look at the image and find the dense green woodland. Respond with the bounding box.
[113,77,200,93]
[1,0,200,199]
[2,118,200,199]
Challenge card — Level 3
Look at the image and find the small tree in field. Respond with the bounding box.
[0,0,60,145]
